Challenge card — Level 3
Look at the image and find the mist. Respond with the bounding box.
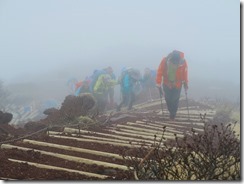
[0,0,240,120]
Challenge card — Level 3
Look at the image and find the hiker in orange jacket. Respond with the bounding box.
[156,50,188,121]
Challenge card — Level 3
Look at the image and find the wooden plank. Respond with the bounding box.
[52,130,156,144]
[48,134,144,148]
[8,158,108,179]
[1,144,129,171]
[23,139,123,160]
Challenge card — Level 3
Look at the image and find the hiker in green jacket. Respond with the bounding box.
[93,73,117,114]
[103,66,116,109]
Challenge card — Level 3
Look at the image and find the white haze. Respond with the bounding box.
[0,0,240,105]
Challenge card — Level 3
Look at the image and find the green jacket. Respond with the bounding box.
[93,74,117,94]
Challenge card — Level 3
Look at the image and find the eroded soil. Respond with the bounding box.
[0,89,221,180]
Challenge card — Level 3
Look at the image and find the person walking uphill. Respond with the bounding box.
[103,66,116,109]
[117,67,141,111]
[156,50,188,121]
[93,73,117,114]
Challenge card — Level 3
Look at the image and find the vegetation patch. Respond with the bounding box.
[122,120,240,180]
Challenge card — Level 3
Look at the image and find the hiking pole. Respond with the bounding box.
[158,86,164,116]
[185,89,190,121]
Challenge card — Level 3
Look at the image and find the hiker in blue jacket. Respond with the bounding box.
[117,68,141,111]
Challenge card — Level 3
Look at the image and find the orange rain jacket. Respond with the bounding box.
[156,51,188,89]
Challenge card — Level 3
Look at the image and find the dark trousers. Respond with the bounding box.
[108,87,114,105]
[94,92,108,114]
[163,84,182,119]
[117,90,135,111]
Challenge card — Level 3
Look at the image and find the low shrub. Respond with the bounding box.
[122,120,240,180]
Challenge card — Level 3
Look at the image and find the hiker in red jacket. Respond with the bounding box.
[156,50,188,121]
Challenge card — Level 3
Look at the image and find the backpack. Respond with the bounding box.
[120,68,142,95]
[127,68,141,81]
[142,69,156,88]
[89,70,106,93]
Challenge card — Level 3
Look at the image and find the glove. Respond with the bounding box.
[156,83,161,88]
[156,83,164,97]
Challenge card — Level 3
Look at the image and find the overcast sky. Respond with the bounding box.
[0,0,240,86]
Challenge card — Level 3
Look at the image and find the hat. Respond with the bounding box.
[170,50,181,64]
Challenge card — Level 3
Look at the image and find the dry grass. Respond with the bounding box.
[122,117,241,181]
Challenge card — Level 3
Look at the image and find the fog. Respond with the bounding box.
[0,0,240,110]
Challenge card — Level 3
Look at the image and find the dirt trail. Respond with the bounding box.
[0,96,216,180]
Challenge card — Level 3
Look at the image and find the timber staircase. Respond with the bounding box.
[0,99,215,180]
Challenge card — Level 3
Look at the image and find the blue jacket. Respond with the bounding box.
[121,73,133,93]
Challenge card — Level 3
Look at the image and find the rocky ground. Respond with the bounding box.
[0,88,238,181]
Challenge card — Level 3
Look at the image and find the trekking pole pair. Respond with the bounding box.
[158,84,190,120]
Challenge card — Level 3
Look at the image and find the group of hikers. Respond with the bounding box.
[70,50,188,121]
[72,66,156,113]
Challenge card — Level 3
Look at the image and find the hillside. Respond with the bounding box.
[0,92,240,180]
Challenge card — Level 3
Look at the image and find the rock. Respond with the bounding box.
[0,111,13,124]
[43,108,59,116]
